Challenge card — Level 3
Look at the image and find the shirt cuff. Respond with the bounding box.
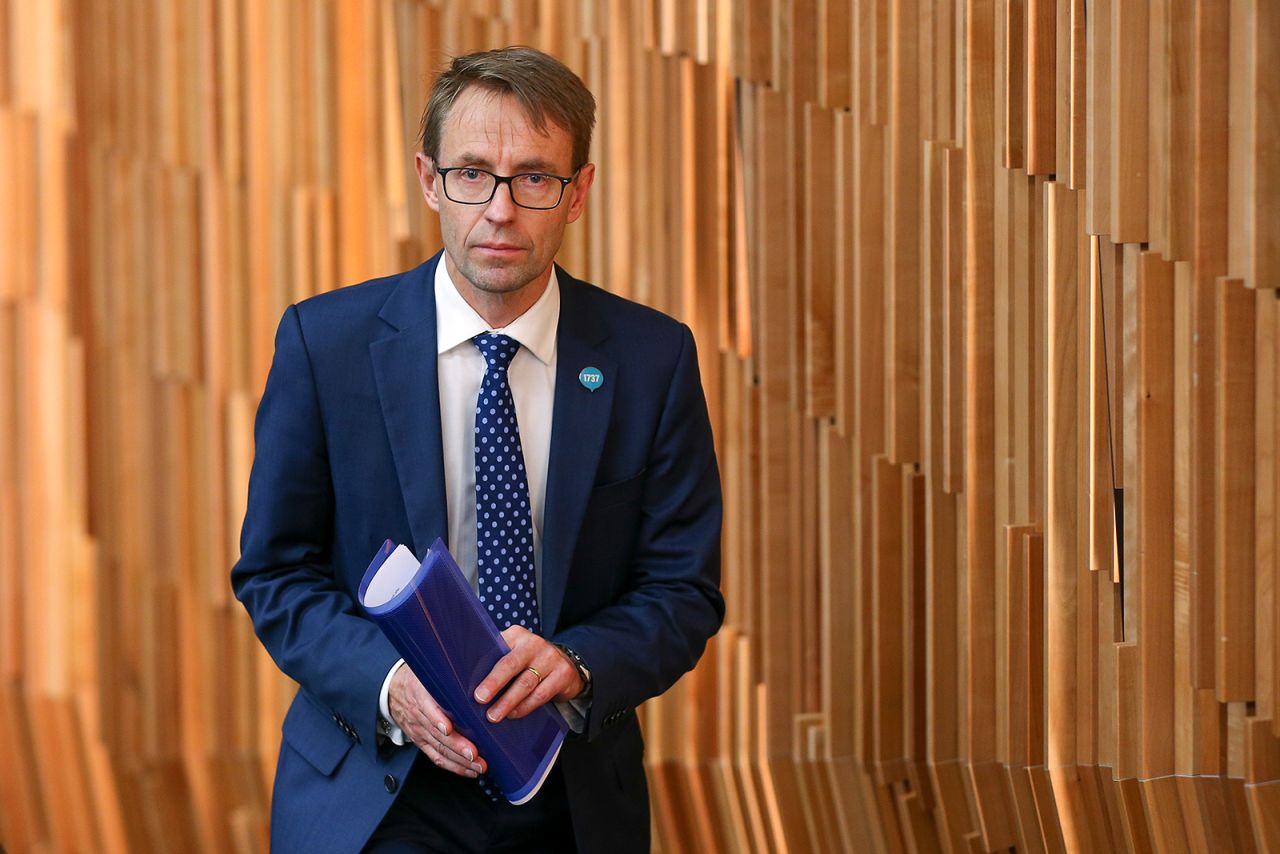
[555,696,590,733]
[379,659,409,746]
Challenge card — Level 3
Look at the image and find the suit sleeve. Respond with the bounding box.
[231,305,400,759]
[550,323,725,741]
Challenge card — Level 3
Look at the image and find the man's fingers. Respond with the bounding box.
[388,670,487,770]
[388,694,449,739]
[419,739,479,778]
[404,720,486,771]
[431,729,485,771]
[389,666,455,737]
[483,667,539,723]
[474,626,535,704]
[507,673,562,720]
[486,645,571,722]
[413,692,451,736]
[473,629,583,721]
[508,651,580,719]
[387,663,490,771]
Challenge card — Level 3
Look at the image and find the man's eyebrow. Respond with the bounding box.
[511,157,560,172]
[451,152,495,168]
[449,152,564,173]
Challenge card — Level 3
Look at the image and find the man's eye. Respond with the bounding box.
[524,174,546,185]
[459,168,484,181]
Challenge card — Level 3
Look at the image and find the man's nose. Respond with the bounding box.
[484,181,518,222]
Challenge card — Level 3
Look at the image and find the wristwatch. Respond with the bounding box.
[554,643,593,699]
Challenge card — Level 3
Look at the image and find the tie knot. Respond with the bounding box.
[472,333,521,371]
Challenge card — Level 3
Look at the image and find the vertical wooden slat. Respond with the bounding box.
[803,103,836,419]
[1137,251,1177,781]
[1190,0,1230,693]
[872,455,908,784]
[1274,300,1280,742]
[1026,0,1055,175]
[1253,0,1280,292]
[943,145,966,494]
[1216,278,1257,702]
[888,0,923,465]
[1225,0,1252,285]
[1147,0,1171,258]
[1045,178,1082,842]
[1256,293,1276,731]
[1001,0,1026,169]
[1165,0,1195,261]
[834,111,856,436]
[1085,0,1112,234]
[1111,0,1149,243]
[1173,260,1198,776]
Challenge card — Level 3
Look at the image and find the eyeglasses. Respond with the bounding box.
[435,166,578,210]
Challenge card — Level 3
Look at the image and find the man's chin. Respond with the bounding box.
[462,267,539,296]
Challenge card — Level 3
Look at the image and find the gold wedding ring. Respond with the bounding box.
[526,666,542,682]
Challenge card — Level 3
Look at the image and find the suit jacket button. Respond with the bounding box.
[384,775,398,793]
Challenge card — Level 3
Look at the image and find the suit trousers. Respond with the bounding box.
[362,751,577,853]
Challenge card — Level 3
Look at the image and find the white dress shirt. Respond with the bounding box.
[380,260,585,743]
[435,259,558,597]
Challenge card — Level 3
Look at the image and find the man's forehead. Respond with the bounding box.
[441,88,570,160]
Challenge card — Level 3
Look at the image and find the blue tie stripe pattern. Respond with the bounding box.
[471,333,539,802]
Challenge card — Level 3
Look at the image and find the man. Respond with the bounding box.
[232,47,724,853]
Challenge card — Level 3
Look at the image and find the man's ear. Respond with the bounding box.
[415,152,441,212]
[564,163,596,225]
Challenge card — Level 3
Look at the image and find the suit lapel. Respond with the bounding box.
[541,270,616,633]
[369,254,450,557]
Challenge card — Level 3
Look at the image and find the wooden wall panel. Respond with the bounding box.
[3,1,1278,852]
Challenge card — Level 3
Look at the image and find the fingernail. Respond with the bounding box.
[466,770,477,778]
[436,721,447,735]
[464,748,474,762]
[471,762,482,773]
[487,710,500,723]
[474,688,489,702]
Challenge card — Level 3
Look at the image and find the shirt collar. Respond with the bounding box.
[433,257,559,365]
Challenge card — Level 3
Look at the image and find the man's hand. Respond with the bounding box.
[474,626,584,723]
[388,666,486,778]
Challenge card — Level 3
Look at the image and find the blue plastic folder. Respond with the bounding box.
[358,537,566,804]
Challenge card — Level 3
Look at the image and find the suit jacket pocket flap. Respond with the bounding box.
[281,694,354,777]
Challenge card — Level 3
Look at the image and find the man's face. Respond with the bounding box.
[416,87,594,300]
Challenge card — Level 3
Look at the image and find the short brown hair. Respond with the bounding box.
[418,46,597,170]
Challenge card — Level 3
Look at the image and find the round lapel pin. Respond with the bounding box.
[578,366,604,391]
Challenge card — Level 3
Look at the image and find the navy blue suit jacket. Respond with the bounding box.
[231,253,724,853]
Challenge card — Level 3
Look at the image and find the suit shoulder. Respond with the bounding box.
[285,269,416,354]
[293,271,405,321]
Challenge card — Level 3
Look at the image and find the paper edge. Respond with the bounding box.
[505,732,565,806]
[361,544,422,610]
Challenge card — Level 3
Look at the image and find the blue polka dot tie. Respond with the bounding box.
[472,333,540,636]
[472,333,539,802]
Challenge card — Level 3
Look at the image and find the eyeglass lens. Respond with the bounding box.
[444,169,565,209]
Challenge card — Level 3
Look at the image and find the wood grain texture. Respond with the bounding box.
[5,1,1279,852]
[1216,278,1257,704]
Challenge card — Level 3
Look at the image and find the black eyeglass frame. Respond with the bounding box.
[434,165,582,210]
